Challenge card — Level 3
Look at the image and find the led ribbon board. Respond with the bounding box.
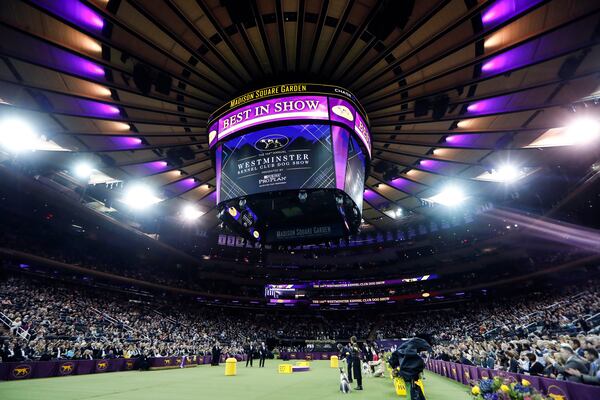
[208,84,371,158]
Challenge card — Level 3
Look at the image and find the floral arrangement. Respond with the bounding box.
[471,377,551,400]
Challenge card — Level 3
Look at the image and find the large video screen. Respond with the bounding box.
[218,124,335,202]
[344,136,366,209]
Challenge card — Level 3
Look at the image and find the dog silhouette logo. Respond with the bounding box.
[12,365,31,378]
[254,134,289,152]
[59,362,75,375]
[96,361,108,371]
[164,359,171,365]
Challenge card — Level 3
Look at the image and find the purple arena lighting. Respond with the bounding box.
[481,41,538,75]
[419,159,447,172]
[389,177,422,193]
[79,100,120,117]
[467,95,511,114]
[363,188,388,208]
[165,178,199,195]
[58,51,105,78]
[112,137,142,149]
[363,189,376,200]
[124,161,168,176]
[445,134,481,147]
[150,161,169,170]
[481,0,544,28]
[32,0,104,31]
[205,191,217,202]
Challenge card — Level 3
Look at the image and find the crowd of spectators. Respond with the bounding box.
[375,283,600,385]
[0,275,373,363]
[1,273,598,384]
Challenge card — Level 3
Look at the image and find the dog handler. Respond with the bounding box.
[350,336,363,390]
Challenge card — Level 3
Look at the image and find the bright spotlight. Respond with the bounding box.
[427,186,467,207]
[122,184,162,210]
[181,204,203,221]
[0,118,41,153]
[394,208,403,218]
[565,117,600,144]
[494,164,521,183]
[74,162,94,179]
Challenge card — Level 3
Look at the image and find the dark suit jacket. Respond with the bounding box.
[556,356,589,382]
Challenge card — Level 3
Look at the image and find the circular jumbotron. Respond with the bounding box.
[209,84,372,244]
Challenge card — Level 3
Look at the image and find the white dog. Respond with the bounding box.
[339,367,351,393]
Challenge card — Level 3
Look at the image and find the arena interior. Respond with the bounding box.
[0,0,600,399]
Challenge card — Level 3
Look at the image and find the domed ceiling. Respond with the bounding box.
[0,0,599,230]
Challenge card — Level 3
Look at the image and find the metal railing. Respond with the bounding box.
[0,310,30,339]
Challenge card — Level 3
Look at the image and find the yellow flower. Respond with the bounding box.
[500,384,510,393]
[472,386,481,395]
[522,379,531,387]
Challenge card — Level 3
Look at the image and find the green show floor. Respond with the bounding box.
[0,360,472,400]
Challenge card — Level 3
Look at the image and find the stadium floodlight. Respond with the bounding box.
[74,162,94,179]
[121,184,162,210]
[426,186,467,207]
[564,117,600,145]
[0,118,41,153]
[494,164,521,183]
[181,204,203,221]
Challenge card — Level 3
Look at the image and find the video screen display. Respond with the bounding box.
[344,136,366,210]
[218,124,335,202]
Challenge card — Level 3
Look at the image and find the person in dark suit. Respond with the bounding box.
[546,344,589,382]
[245,341,254,367]
[258,342,267,368]
[350,336,363,390]
[524,353,544,376]
[211,342,221,366]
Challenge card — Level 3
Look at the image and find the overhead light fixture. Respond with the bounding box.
[526,117,600,148]
[121,184,162,210]
[73,162,94,179]
[564,117,600,144]
[426,185,467,207]
[181,204,204,221]
[0,118,42,153]
[387,208,403,219]
[493,164,521,183]
[476,165,531,183]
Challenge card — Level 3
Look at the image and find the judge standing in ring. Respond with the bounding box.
[259,342,267,368]
[245,340,254,367]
